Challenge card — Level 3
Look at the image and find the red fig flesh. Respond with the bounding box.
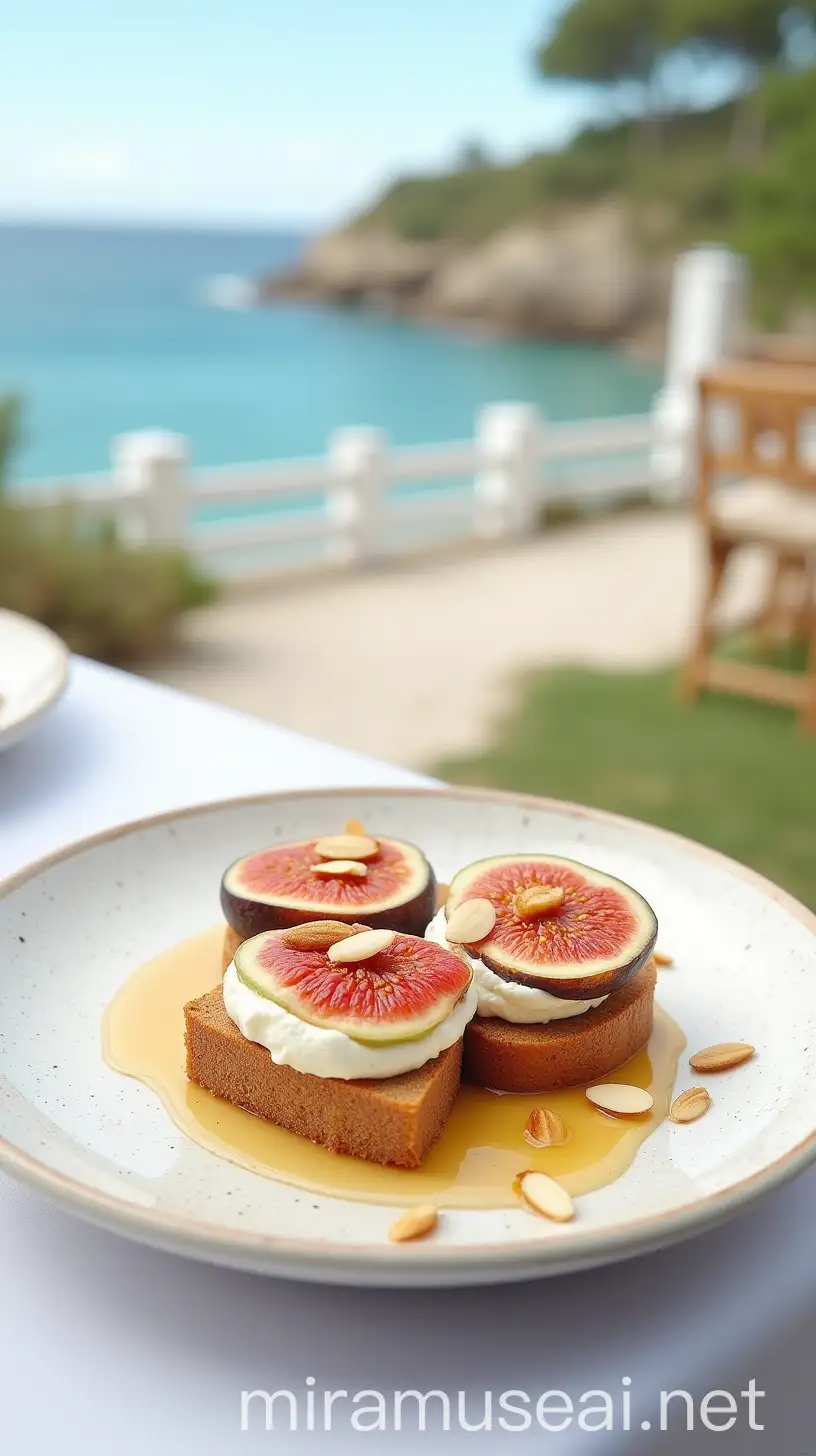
[234,930,471,1045]
[222,835,436,941]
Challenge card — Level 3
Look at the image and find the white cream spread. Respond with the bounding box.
[222,959,479,1081]
[425,907,607,1025]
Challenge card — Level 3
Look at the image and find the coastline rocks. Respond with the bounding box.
[259,205,666,343]
[259,230,455,306]
[427,206,651,340]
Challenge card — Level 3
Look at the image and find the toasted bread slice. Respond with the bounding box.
[185,986,462,1168]
[222,923,243,972]
[464,960,657,1093]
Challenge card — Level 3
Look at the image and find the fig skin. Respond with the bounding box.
[481,939,656,1000]
[221,839,436,942]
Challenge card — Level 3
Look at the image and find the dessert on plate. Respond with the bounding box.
[185,920,477,1167]
[427,853,658,1093]
[219,827,437,972]
[185,830,661,1173]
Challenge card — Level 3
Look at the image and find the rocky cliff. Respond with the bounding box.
[259,203,669,344]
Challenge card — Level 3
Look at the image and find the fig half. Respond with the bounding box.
[221,835,436,941]
[445,854,657,999]
[234,930,471,1046]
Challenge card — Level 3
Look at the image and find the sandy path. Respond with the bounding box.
[143,510,767,769]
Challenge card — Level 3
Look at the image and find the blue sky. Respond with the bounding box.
[2,0,588,227]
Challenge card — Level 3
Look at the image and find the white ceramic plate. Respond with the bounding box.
[1,787,814,1287]
[0,609,69,751]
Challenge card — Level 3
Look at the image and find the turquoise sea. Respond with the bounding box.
[0,224,661,486]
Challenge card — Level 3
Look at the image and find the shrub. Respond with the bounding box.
[0,393,22,489]
[0,500,216,663]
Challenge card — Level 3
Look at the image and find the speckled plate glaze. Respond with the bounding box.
[0,609,69,751]
[1,787,815,1288]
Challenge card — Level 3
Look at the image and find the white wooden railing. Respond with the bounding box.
[11,248,749,586]
[13,405,674,582]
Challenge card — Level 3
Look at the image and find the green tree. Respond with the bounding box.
[664,0,791,157]
[536,0,675,149]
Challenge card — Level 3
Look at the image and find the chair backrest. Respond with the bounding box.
[697,363,816,512]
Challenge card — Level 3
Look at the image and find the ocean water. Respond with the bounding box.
[0,224,662,486]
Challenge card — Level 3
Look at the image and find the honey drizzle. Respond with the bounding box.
[102,927,685,1209]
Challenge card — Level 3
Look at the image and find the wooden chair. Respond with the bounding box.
[683,362,816,731]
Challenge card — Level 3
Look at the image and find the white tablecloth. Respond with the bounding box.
[1,659,813,1452]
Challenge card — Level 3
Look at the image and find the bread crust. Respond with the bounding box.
[185,986,462,1168]
[463,960,657,1092]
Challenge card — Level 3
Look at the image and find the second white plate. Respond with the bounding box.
[0,609,69,750]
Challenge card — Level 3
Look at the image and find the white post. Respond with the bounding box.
[327,426,387,565]
[474,403,543,538]
[651,246,747,499]
[112,430,189,546]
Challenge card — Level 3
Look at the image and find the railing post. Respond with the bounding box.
[112,430,189,546]
[327,427,387,565]
[651,247,747,500]
[474,403,543,538]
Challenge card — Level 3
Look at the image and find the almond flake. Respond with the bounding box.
[670,1087,711,1124]
[314,833,379,862]
[586,1083,654,1117]
[310,859,368,879]
[525,1107,570,1147]
[343,817,367,836]
[445,898,496,946]
[515,885,565,920]
[281,921,356,951]
[689,1042,755,1073]
[518,1170,574,1223]
[389,1203,438,1242]
[654,950,674,967]
[326,928,396,964]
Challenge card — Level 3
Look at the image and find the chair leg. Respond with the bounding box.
[682,537,733,702]
[754,552,790,648]
[801,595,816,735]
[758,553,812,649]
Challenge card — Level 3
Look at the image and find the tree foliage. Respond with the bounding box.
[538,0,671,90]
[664,0,789,68]
[536,0,813,159]
[537,0,804,102]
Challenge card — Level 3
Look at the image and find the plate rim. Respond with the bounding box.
[2,782,815,1278]
[0,608,70,748]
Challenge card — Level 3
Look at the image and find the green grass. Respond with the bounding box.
[433,665,816,909]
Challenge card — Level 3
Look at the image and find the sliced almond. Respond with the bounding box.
[310,859,368,879]
[514,885,565,920]
[445,898,496,946]
[327,927,396,964]
[344,817,366,836]
[389,1203,438,1242]
[281,920,356,951]
[586,1084,654,1117]
[314,833,379,862]
[689,1042,755,1073]
[654,950,674,967]
[670,1086,711,1124]
[518,1170,574,1223]
[525,1107,570,1147]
